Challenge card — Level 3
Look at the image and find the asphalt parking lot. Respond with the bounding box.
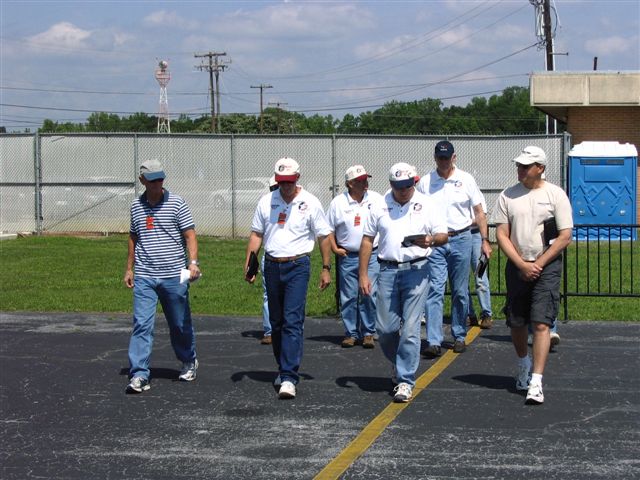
[1,312,638,479]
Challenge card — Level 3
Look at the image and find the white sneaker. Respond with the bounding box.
[525,382,544,405]
[178,359,198,381]
[393,382,413,403]
[278,380,296,399]
[550,332,560,348]
[515,362,531,391]
[126,376,150,394]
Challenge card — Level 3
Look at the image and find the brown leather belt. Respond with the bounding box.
[265,253,311,263]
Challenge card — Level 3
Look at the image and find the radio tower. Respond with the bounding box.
[155,60,171,133]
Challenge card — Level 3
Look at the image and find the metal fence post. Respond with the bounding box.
[34,132,42,235]
[133,134,140,198]
[231,134,236,239]
[562,131,572,321]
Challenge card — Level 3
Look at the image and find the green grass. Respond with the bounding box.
[0,235,337,317]
[0,235,638,321]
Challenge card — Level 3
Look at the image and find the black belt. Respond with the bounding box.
[448,226,470,237]
[265,252,310,263]
[378,256,426,266]
[341,246,377,254]
[470,227,480,234]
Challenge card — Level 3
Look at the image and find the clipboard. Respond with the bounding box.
[246,251,260,278]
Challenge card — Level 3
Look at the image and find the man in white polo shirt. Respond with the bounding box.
[245,157,333,400]
[359,162,448,402]
[417,140,492,357]
[327,165,383,349]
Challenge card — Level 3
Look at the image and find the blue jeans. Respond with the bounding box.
[264,255,311,385]
[338,250,379,339]
[468,231,492,318]
[425,231,472,346]
[376,258,429,387]
[128,276,196,380]
[261,255,271,336]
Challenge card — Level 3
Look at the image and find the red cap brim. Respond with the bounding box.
[275,174,298,182]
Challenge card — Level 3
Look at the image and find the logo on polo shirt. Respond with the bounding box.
[298,202,308,211]
[454,180,462,188]
[413,203,422,212]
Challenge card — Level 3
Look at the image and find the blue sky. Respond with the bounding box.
[1,0,638,131]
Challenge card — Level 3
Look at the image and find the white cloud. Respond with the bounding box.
[143,10,199,30]
[218,3,375,41]
[585,35,636,56]
[28,22,92,50]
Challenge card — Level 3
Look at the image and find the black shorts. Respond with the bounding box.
[504,256,562,328]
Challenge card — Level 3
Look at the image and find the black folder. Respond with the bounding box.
[246,251,260,278]
[543,217,559,246]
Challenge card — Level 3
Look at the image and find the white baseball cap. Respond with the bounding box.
[513,146,547,165]
[274,157,300,182]
[389,162,417,188]
[345,165,371,182]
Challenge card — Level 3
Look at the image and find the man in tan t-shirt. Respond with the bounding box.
[493,146,573,405]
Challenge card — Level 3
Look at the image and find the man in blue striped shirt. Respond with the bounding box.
[123,159,201,394]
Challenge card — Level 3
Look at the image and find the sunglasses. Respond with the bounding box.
[516,163,537,170]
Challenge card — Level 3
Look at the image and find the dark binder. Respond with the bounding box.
[476,252,488,277]
[543,217,559,246]
[246,251,260,278]
[401,234,424,247]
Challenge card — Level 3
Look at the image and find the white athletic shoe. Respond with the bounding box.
[279,381,296,399]
[393,382,413,403]
[179,359,198,382]
[525,382,544,405]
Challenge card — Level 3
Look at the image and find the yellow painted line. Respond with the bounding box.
[314,326,482,480]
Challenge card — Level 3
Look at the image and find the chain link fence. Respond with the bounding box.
[0,133,568,236]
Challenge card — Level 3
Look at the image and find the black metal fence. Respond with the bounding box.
[485,224,639,320]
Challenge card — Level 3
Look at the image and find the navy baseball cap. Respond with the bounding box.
[434,140,454,158]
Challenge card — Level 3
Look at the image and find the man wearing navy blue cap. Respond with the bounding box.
[417,141,492,356]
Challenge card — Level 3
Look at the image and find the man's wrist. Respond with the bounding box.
[322,264,331,271]
[190,259,200,266]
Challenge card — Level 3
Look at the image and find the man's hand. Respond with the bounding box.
[359,275,371,296]
[519,262,543,282]
[319,269,331,290]
[188,263,201,281]
[333,247,348,257]
[124,269,134,289]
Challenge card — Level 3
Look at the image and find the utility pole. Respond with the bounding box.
[195,51,229,133]
[251,84,273,133]
[531,0,556,134]
[267,102,288,134]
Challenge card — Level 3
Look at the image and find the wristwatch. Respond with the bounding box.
[190,260,200,266]
[322,264,331,271]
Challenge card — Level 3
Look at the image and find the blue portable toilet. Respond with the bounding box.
[569,141,638,240]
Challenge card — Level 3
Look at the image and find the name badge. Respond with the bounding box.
[277,212,287,225]
[146,216,154,230]
[354,214,361,227]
